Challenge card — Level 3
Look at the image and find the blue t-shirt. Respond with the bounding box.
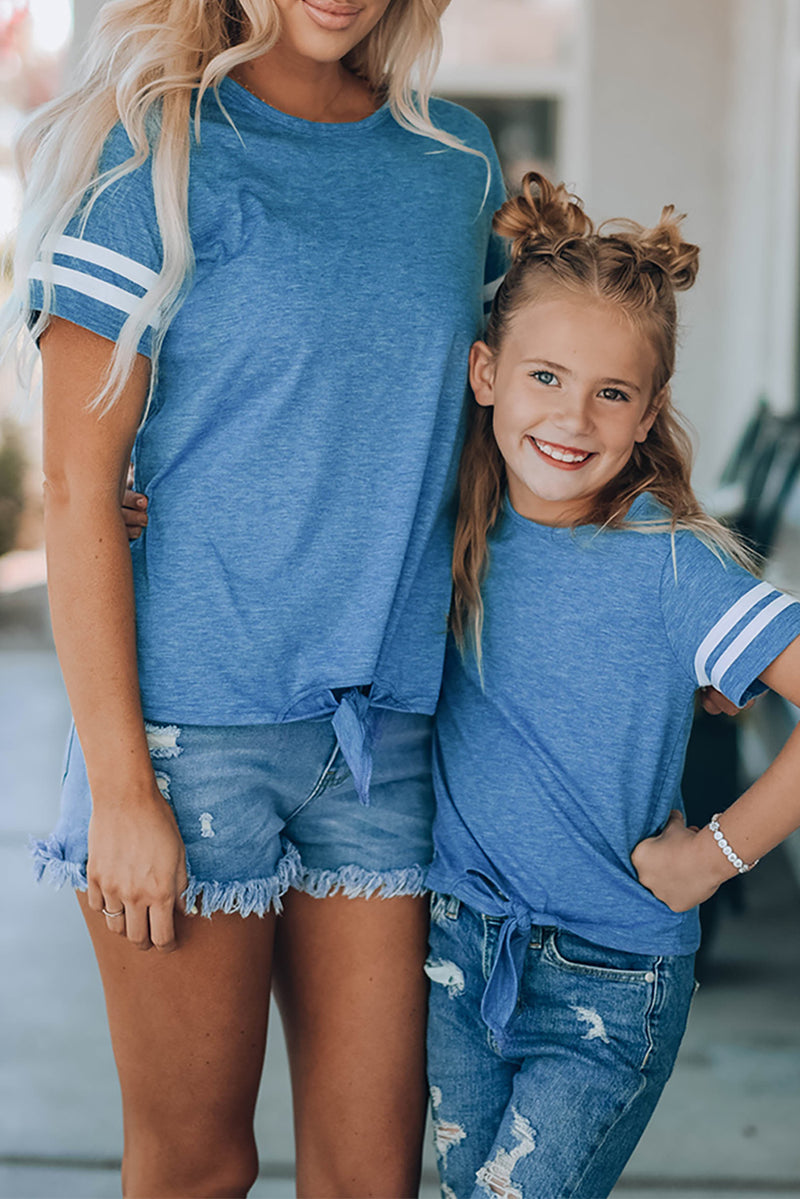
[427,493,800,1036]
[29,81,507,792]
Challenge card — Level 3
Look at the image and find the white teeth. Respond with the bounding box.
[533,439,590,464]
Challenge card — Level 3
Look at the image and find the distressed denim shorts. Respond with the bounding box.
[425,895,696,1199]
[32,707,434,916]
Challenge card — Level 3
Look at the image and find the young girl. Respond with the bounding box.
[424,174,800,1199]
[12,0,506,1194]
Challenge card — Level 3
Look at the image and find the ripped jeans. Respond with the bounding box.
[425,895,695,1199]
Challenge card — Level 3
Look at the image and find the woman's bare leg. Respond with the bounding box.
[273,890,429,1199]
[78,892,277,1199]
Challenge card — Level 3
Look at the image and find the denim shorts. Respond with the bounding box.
[425,895,696,1199]
[32,708,434,916]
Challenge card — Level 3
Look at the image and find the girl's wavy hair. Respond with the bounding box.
[4,0,481,411]
[452,172,759,657]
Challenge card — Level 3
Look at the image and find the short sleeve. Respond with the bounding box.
[27,124,163,356]
[482,142,508,317]
[660,533,800,706]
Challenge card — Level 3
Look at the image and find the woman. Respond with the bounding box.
[11,0,506,1194]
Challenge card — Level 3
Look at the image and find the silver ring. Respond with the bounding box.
[102,907,125,918]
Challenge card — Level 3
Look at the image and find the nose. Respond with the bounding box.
[550,387,593,436]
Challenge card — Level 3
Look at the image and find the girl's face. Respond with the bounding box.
[470,293,660,526]
[271,0,394,63]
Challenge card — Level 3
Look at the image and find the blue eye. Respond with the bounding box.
[531,370,557,385]
[599,387,630,403]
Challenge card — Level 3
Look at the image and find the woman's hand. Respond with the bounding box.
[123,488,148,540]
[86,781,190,952]
[631,810,733,912]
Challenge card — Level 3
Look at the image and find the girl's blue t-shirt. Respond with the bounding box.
[428,493,800,1033]
[30,80,507,729]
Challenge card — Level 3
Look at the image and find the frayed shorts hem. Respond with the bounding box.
[30,835,429,917]
[31,834,88,892]
[185,843,303,917]
[31,835,304,918]
[293,861,428,900]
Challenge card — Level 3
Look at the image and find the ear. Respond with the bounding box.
[634,387,665,443]
[469,340,497,407]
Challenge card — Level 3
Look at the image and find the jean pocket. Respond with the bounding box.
[542,931,663,1071]
[283,736,343,823]
[545,929,658,984]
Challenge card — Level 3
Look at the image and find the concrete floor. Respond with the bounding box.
[1,584,799,1198]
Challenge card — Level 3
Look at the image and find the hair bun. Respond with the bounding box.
[628,206,699,291]
[493,172,593,263]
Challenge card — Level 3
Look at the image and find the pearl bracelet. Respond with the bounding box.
[709,814,760,874]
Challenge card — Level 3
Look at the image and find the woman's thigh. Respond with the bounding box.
[273,710,437,1196]
[58,709,436,1195]
[273,889,430,1199]
[78,893,276,1198]
[52,719,350,1196]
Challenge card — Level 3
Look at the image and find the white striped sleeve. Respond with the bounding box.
[661,535,800,706]
[28,230,162,352]
[706,593,799,692]
[52,235,159,290]
[693,581,774,686]
[29,259,158,325]
[26,123,163,354]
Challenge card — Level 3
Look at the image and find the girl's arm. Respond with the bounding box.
[632,635,800,911]
[43,316,187,951]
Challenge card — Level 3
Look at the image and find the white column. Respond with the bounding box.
[582,0,738,488]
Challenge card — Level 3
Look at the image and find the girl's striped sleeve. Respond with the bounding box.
[660,534,800,706]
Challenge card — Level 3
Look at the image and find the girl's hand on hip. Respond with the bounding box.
[631,809,730,912]
[86,783,190,952]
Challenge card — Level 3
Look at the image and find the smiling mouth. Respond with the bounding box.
[302,0,362,27]
[528,437,595,467]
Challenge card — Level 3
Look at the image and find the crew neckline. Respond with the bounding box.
[503,490,654,536]
[219,75,392,134]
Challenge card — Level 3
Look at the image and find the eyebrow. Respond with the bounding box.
[522,359,643,395]
[599,377,643,395]
[521,358,572,374]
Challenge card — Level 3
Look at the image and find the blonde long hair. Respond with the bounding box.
[5,0,477,409]
[452,173,758,656]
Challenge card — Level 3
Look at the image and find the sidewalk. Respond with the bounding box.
[1,583,798,1199]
